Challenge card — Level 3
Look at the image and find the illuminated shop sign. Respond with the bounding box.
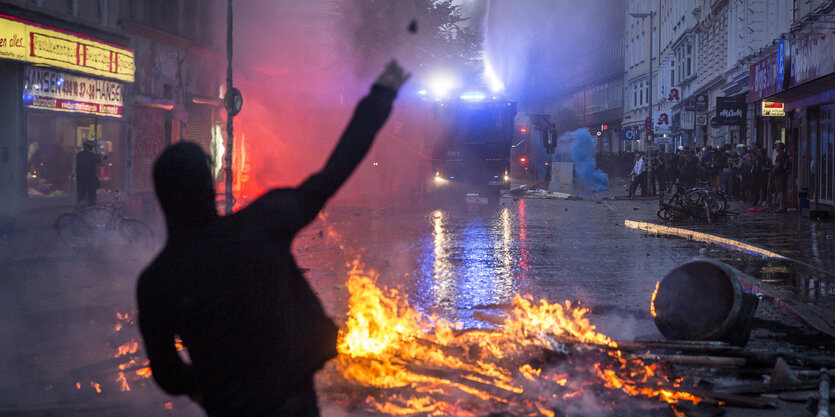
[23,66,123,117]
[0,14,134,82]
[762,101,785,117]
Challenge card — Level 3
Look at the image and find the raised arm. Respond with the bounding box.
[253,60,409,234]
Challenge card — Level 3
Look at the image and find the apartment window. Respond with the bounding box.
[685,42,693,77]
[66,0,78,16]
[633,84,638,107]
[98,0,108,25]
[670,60,675,86]
[640,82,644,106]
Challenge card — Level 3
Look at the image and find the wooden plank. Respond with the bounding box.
[634,353,746,367]
[717,380,821,395]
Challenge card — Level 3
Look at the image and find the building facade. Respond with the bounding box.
[751,0,835,212]
[618,0,835,213]
[0,0,224,229]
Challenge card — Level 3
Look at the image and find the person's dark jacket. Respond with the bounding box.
[137,85,396,416]
[76,149,103,188]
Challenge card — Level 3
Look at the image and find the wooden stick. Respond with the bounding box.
[799,369,835,379]
[618,340,738,351]
[680,388,778,409]
[634,353,746,367]
[717,380,821,395]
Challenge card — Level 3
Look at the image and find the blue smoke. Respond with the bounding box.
[568,128,609,191]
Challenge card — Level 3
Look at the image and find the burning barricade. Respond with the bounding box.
[320,261,701,416]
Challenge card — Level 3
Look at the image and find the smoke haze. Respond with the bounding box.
[482,0,624,110]
[567,128,609,191]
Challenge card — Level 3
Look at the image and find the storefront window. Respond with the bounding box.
[26,112,125,198]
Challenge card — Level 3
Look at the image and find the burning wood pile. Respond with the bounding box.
[319,260,835,416]
[76,259,831,416]
[320,263,703,416]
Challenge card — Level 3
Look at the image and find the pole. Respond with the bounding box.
[224,0,234,215]
[647,11,653,151]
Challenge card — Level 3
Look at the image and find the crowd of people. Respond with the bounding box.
[604,143,790,212]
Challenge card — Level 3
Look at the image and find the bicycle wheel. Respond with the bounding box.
[118,218,155,250]
[55,213,94,248]
[656,206,673,221]
[711,192,728,214]
[78,206,114,229]
[705,193,725,216]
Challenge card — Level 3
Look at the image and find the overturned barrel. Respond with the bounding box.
[653,259,759,347]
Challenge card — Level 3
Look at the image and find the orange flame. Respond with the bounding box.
[90,381,101,394]
[116,372,130,392]
[593,359,700,404]
[651,281,659,318]
[331,262,699,415]
[114,340,139,358]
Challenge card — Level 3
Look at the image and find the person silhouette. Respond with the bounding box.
[75,140,106,206]
[136,60,409,417]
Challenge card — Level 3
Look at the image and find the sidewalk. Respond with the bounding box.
[601,181,835,338]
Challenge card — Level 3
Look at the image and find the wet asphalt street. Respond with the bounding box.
[1,191,833,416]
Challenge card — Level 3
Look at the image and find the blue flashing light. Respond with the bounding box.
[417,89,428,96]
[460,92,486,101]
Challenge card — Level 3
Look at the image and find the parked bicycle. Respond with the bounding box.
[656,182,712,222]
[55,191,155,250]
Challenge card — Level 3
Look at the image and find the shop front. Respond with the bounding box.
[750,34,835,213]
[0,14,133,228]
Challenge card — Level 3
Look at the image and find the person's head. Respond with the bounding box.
[776,141,786,152]
[153,142,217,230]
[83,140,95,151]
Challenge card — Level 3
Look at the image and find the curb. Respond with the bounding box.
[623,220,788,259]
[624,219,835,338]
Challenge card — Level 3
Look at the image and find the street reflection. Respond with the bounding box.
[417,205,525,326]
[430,209,455,312]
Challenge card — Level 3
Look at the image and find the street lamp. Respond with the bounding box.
[629,11,654,150]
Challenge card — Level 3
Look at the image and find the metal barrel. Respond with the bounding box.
[653,259,759,347]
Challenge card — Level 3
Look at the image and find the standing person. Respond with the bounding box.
[628,152,647,199]
[75,139,107,206]
[770,141,789,213]
[655,151,667,194]
[667,148,680,187]
[647,151,656,196]
[752,145,770,207]
[136,61,409,417]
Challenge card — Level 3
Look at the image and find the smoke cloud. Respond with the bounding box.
[566,128,609,191]
[481,0,624,110]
